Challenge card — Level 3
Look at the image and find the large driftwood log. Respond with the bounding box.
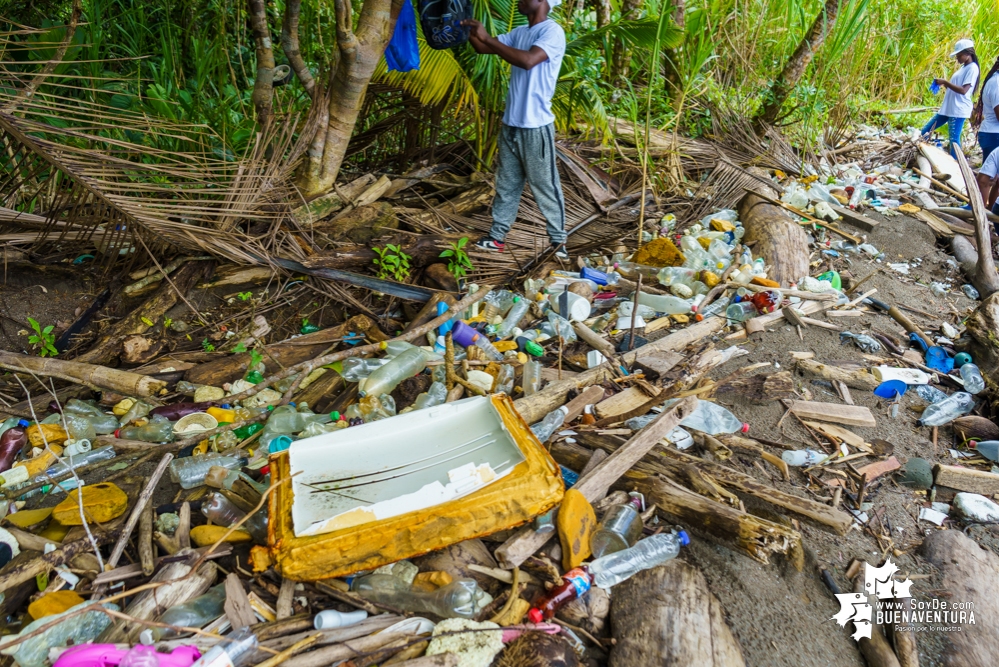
[303,235,456,271]
[738,174,809,287]
[965,292,999,390]
[0,350,165,396]
[76,260,212,365]
[609,560,747,667]
[955,148,999,298]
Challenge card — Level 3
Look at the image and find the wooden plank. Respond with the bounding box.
[633,350,683,380]
[540,367,578,382]
[933,464,999,495]
[494,396,697,568]
[855,456,901,481]
[594,385,658,420]
[829,203,880,231]
[562,385,606,422]
[225,572,258,629]
[803,421,868,449]
[790,401,876,427]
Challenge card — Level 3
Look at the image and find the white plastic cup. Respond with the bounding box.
[314,609,368,630]
[548,291,592,322]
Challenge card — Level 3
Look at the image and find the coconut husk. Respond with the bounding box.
[493,632,581,667]
[953,416,999,442]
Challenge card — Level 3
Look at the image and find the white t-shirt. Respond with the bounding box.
[980,146,999,178]
[497,20,566,128]
[980,74,999,133]
[939,62,979,118]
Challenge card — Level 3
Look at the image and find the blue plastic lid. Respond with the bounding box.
[268,435,294,454]
[17,419,29,428]
[677,530,690,546]
[580,266,609,286]
[874,379,907,399]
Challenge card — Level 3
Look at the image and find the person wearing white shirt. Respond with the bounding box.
[462,0,568,260]
[921,38,980,158]
[975,145,999,219]
[974,56,999,161]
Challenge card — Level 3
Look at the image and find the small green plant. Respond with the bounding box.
[201,338,216,353]
[372,244,412,282]
[27,318,58,357]
[232,341,247,353]
[249,348,263,370]
[163,317,173,331]
[440,237,474,283]
[238,291,253,301]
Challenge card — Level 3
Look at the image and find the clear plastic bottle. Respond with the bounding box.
[960,363,985,394]
[45,445,116,477]
[656,267,699,288]
[340,357,390,382]
[482,290,516,321]
[64,400,120,434]
[470,335,504,361]
[204,466,268,494]
[917,392,975,426]
[545,312,577,343]
[614,261,661,280]
[695,295,731,321]
[522,360,542,396]
[970,440,999,462]
[4,601,116,667]
[490,296,531,339]
[202,492,268,543]
[169,454,248,490]
[725,301,758,323]
[119,400,155,427]
[494,365,515,395]
[680,400,748,435]
[781,449,826,466]
[359,348,428,397]
[189,627,259,667]
[589,530,690,588]
[351,575,485,619]
[140,584,227,643]
[636,291,693,315]
[915,384,950,404]
[413,381,448,410]
[117,419,175,443]
[530,406,568,443]
[590,493,644,558]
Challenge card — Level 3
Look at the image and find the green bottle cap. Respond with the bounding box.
[245,370,264,384]
[525,341,544,357]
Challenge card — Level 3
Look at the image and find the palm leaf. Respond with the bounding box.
[374,35,479,109]
[565,17,682,58]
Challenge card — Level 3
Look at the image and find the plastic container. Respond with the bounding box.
[548,291,592,322]
[725,301,758,322]
[0,421,29,473]
[970,440,999,462]
[522,360,542,396]
[781,449,826,467]
[531,406,568,443]
[413,382,448,410]
[45,445,116,477]
[140,584,227,643]
[491,297,531,339]
[359,348,428,398]
[527,567,592,623]
[590,493,644,558]
[680,400,748,435]
[915,384,949,404]
[481,290,516,321]
[314,609,368,630]
[494,365,515,395]
[202,492,268,543]
[695,296,731,321]
[589,530,690,588]
[340,357,390,382]
[188,627,258,667]
[872,366,930,385]
[960,363,985,394]
[917,392,975,427]
[352,575,485,618]
[118,419,175,443]
[169,454,248,489]
[636,291,692,315]
[64,400,120,434]
[4,601,116,667]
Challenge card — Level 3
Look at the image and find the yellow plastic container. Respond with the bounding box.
[266,394,564,581]
[207,407,236,423]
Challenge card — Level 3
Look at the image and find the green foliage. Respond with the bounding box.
[249,348,264,370]
[440,237,474,283]
[372,244,412,282]
[201,338,216,353]
[238,291,253,301]
[26,318,58,357]
[232,341,247,353]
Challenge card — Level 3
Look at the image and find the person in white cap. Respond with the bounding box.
[461,0,568,260]
[921,38,980,157]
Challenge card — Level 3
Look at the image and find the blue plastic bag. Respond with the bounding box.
[385,0,420,72]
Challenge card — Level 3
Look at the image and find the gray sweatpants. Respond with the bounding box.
[489,123,566,245]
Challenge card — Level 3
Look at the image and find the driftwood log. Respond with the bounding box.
[609,560,747,667]
[737,173,809,287]
[954,148,999,298]
[965,292,999,390]
[796,359,879,391]
[0,350,166,396]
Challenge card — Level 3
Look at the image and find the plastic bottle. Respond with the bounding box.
[960,363,985,394]
[916,392,975,427]
[118,418,175,443]
[527,567,592,623]
[0,417,20,440]
[204,466,268,494]
[340,357,389,382]
[352,575,485,618]
[546,312,577,343]
[45,445,116,477]
[657,267,699,289]
[64,400,120,434]
[680,400,748,434]
[119,400,155,426]
[914,384,950,404]
[695,296,731,321]
[189,627,258,667]
[5,601,117,667]
[589,530,690,588]
[522,360,542,396]
[169,454,248,489]
[314,609,368,630]
[636,291,692,315]
[150,401,216,421]
[202,492,268,543]
[490,297,531,339]
[482,290,516,321]
[531,406,568,443]
[725,301,758,322]
[139,584,227,643]
[359,348,427,398]
[613,261,661,280]
[0,421,29,473]
[749,290,782,314]
[781,449,826,467]
[494,365,515,395]
[590,492,644,558]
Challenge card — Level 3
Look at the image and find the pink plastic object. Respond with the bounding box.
[501,623,561,643]
[54,645,201,667]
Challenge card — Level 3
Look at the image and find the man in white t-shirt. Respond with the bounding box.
[975,148,999,219]
[462,1,568,260]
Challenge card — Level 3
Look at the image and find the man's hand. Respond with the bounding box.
[933,78,947,87]
[461,19,489,42]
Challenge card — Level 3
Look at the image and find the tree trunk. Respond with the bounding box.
[594,0,611,29]
[281,0,316,99]
[753,0,841,129]
[663,0,686,90]
[249,0,276,126]
[610,0,644,80]
[298,0,403,196]
[738,174,809,287]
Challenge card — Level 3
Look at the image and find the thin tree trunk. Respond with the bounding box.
[281,0,315,99]
[610,0,643,81]
[663,0,686,90]
[595,0,611,29]
[298,0,403,196]
[753,0,841,130]
[249,0,277,126]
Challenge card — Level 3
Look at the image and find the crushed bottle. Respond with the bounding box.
[959,363,985,394]
[589,530,690,588]
[140,584,227,643]
[169,454,248,490]
[352,575,487,619]
[781,449,827,467]
[917,392,975,427]
[590,492,644,558]
[531,406,568,443]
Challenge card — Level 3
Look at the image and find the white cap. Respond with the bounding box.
[950,38,974,56]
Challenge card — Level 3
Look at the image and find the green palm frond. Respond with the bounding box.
[374,37,479,109]
[552,72,608,134]
[565,17,682,58]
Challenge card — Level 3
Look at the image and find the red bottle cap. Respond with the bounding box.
[114,429,121,438]
[527,608,544,624]
[740,423,750,433]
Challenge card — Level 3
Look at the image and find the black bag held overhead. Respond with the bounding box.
[418,0,472,49]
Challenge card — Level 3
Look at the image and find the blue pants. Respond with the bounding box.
[980,132,999,162]
[921,114,965,157]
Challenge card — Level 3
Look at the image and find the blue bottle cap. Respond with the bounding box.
[221,403,231,409]
[268,435,294,454]
[874,380,907,399]
[678,530,690,546]
[17,419,29,428]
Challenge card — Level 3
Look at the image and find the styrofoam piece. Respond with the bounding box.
[288,397,525,537]
[872,366,930,385]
